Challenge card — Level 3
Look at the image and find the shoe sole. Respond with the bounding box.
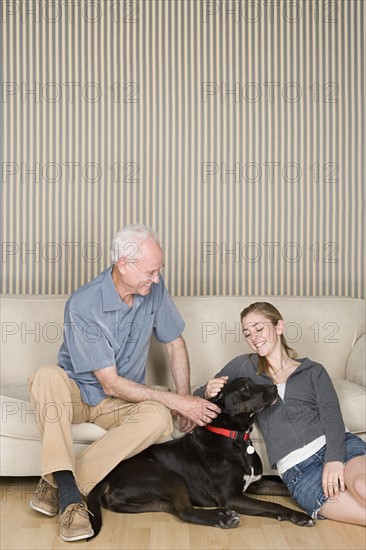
[60,529,94,542]
[30,500,59,517]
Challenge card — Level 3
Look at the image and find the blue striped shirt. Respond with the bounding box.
[58,266,184,405]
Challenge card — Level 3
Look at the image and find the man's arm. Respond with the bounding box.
[93,365,220,429]
[165,336,197,432]
[165,336,191,395]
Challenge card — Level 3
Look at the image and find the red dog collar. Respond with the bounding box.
[205,425,251,442]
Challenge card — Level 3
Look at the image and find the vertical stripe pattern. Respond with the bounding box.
[1,0,365,298]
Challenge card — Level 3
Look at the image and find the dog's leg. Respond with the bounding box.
[103,490,240,529]
[226,494,314,526]
[246,476,290,497]
[120,472,241,529]
[91,459,241,530]
[174,495,241,528]
[178,507,240,529]
[169,479,240,529]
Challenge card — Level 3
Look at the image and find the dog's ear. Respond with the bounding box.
[210,391,225,408]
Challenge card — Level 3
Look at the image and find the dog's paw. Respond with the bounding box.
[217,510,240,529]
[289,511,315,527]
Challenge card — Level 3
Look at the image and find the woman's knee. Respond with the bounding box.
[352,477,366,501]
[345,457,366,498]
[347,471,366,502]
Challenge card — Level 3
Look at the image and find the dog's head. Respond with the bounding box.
[210,377,277,431]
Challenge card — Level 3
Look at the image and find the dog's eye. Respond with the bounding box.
[240,385,248,392]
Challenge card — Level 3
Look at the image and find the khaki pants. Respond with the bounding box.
[28,365,173,496]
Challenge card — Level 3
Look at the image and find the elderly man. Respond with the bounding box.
[28,224,220,542]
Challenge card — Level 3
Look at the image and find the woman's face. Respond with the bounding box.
[242,311,284,357]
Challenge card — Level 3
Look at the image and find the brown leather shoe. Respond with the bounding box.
[30,478,59,517]
[59,502,94,542]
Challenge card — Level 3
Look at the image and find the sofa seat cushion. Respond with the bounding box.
[346,334,366,387]
[0,393,106,444]
[333,379,366,435]
[1,381,170,443]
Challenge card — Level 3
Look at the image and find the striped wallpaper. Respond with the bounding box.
[1,0,365,298]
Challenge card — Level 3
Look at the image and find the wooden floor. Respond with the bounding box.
[1,477,365,550]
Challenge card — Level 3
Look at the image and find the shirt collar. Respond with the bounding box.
[101,266,125,312]
[101,266,145,312]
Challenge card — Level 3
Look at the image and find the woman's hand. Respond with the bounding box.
[322,461,345,500]
[204,376,229,399]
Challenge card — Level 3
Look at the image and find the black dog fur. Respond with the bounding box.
[87,378,314,537]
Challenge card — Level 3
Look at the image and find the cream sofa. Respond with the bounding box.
[1,295,365,476]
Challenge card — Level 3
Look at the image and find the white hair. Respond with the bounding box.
[110,223,161,263]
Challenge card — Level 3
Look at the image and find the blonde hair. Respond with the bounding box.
[240,302,296,375]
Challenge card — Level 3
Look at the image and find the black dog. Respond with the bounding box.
[87,378,314,537]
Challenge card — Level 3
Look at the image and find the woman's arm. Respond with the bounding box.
[314,366,346,462]
[193,354,254,398]
[313,366,346,499]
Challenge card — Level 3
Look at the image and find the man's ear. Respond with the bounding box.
[117,257,128,275]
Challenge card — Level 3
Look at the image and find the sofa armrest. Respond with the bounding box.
[346,333,365,388]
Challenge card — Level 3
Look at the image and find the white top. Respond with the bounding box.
[275,383,326,476]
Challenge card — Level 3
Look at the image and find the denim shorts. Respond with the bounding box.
[281,432,366,519]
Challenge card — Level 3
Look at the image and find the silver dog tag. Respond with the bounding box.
[247,445,255,454]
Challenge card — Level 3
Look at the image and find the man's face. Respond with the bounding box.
[120,239,164,296]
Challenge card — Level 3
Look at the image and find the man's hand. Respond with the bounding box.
[171,394,221,428]
[173,415,196,434]
[322,461,345,499]
[165,337,221,431]
[94,365,220,431]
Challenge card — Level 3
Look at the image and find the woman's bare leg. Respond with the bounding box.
[319,457,366,525]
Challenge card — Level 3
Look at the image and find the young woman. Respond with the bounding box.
[195,302,366,525]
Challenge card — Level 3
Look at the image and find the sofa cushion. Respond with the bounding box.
[172,297,365,386]
[0,382,170,443]
[2,296,365,388]
[346,333,366,388]
[0,394,106,443]
[333,379,366,435]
